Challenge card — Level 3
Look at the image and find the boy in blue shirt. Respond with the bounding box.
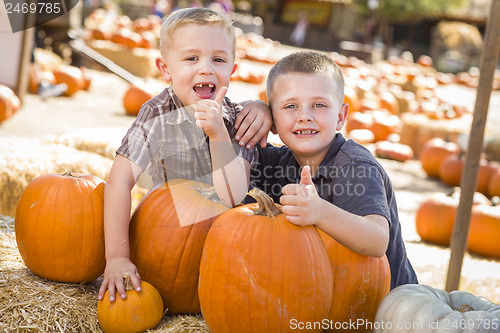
[249,51,418,289]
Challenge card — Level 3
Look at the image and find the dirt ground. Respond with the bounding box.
[1,63,500,317]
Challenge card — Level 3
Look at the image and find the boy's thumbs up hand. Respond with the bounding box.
[195,86,229,140]
[280,165,321,227]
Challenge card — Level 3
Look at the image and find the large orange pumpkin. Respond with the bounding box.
[129,179,228,314]
[319,231,391,333]
[97,274,164,333]
[198,188,333,333]
[123,84,156,116]
[419,138,460,178]
[0,84,21,122]
[415,188,490,246]
[15,172,106,283]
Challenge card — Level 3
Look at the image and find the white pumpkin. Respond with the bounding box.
[373,284,500,332]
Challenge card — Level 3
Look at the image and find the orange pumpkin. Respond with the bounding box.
[488,167,500,197]
[52,65,85,96]
[198,188,333,333]
[379,90,399,115]
[348,128,375,145]
[345,111,374,133]
[97,274,164,333]
[0,84,21,122]
[419,138,460,178]
[129,179,228,314]
[123,84,156,116]
[439,154,496,194]
[344,85,361,112]
[468,205,500,258]
[15,172,106,283]
[369,110,401,142]
[415,188,490,246]
[319,231,391,333]
[375,140,414,162]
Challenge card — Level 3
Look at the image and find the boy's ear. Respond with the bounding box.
[155,57,172,83]
[231,62,238,76]
[336,102,349,131]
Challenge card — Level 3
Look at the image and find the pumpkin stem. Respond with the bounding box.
[123,273,134,291]
[248,188,281,217]
[457,303,474,313]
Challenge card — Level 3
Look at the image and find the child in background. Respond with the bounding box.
[249,51,418,289]
[98,7,273,301]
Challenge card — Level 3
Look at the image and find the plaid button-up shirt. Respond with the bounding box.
[117,86,258,187]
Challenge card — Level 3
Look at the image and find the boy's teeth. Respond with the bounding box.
[296,130,317,135]
[195,83,214,88]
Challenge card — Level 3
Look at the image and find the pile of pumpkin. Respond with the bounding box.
[84,8,161,50]
[416,137,500,259]
[15,173,391,332]
[14,172,500,332]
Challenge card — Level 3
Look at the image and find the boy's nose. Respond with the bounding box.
[198,60,215,75]
[297,107,313,122]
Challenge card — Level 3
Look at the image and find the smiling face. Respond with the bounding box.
[270,72,348,168]
[155,23,237,107]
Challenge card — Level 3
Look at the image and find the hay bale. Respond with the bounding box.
[0,216,209,332]
[399,113,472,157]
[0,137,113,218]
[51,127,128,160]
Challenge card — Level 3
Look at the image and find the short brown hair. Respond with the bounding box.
[266,51,344,105]
[159,7,236,58]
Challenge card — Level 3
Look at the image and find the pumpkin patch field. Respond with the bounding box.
[1,45,500,331]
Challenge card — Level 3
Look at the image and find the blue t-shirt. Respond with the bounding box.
[247,133,418,289]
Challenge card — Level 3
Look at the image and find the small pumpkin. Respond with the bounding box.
[52,65,85,96]
[369,110,401,142]
[375,140,414,162]
[123,84,156,116]
[198,188,333,333]
[129,179,228,314]
[374,284,500,333]
[15,171,105,282]
[97,273,164,333]
[419,138,460,178]
[344,85,362,112]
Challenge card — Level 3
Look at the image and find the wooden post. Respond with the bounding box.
[445,0,500,292]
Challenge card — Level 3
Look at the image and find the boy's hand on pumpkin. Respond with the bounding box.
[235,99,274,149]
[280,166,322,226]
[195,87,229,141]
[98,257,141,302]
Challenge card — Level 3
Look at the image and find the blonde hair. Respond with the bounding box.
[159,7,236,58]
[266,51,345,105]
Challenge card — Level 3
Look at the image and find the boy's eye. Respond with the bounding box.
[313,103,327,108]
[214,57,227,63]
[186,56,198,61]
[284,104,297,109]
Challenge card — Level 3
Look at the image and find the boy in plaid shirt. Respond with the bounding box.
[98,7,273,302]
